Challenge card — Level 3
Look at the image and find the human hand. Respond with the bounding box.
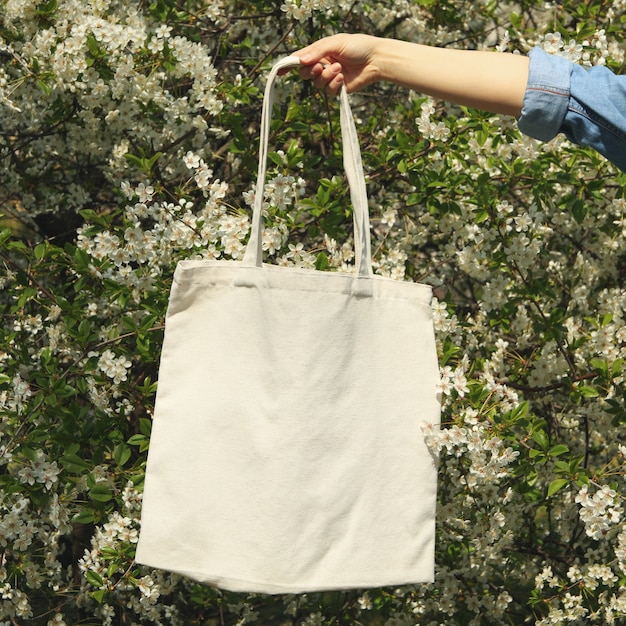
[293,33,382,96]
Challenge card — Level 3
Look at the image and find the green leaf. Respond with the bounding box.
[20,447,37,462]
[548,478,569,497]
[549,444,569,457]
[73,509,96,525]
[114,443,131,468]
[86,33,101,57]
[268,151,285,167]
[507,401,529,423]
[85,569,104,588]
[34,242,47,260]
[91,589,106,604]
[37,79,51,96]
[315,252,329,271]
[139,417,152,437]
[127,434,146,446]
[100,547,118,559]
[89,484,113,503]
[578,386,599,398]
[139,376,158,396]
[591,358,609,376]
[406,192,421,206]
[473,208,490,223]
[0,228,12,247]
[36,0,58,16]
[127,434,150,452]
[571,199,587,223]
[600,312,614,327]
[554,460,571,473]
[526,468,538,487]
[61,454,89,474]
[531,429,549,450]
[145,151,163,171]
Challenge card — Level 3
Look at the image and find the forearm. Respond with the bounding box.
[371,38,529,116]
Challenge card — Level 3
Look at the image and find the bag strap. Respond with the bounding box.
[243,55,373,278]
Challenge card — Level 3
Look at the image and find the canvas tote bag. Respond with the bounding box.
[135,56,441,594]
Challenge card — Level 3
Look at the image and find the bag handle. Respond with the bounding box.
[243,56,373,278]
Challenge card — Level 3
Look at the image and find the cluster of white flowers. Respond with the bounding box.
[77,174,233,291]
[1,374,32,416]
[438,364,470,398]
[77,510,181,624]
[0,487,73,622]
[16,449,60,491]
[12,313,43,335]
[322,233,356,270]
[540,31,585,60]
[431,299,461,339]
[280,0,334,21]
[575,483,623,540]
[538,29,625,66]
[1,0,223,217]
[416,99,452,141]
[527,340,569,388]
[534,562,626,624]
[0,582,32,621]
[97,349,132,385]
[424,410,520,487]
[372,246,408,280]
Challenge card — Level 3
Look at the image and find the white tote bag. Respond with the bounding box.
[135,56,441,594]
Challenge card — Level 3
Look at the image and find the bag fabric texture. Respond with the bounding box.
[135,56,441,594]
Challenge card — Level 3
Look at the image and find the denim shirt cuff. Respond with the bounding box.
[518,47,574,142]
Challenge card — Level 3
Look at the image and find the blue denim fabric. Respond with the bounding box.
[518,47,626,173]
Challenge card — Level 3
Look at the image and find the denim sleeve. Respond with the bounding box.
[518,47,626,173]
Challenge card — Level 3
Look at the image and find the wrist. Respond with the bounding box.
[372,38,421,87]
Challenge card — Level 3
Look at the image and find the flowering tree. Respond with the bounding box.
[1,0,625,624]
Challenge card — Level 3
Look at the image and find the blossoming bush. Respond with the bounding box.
[1,0,625,624]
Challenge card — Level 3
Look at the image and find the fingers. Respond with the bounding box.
[293,35,349,95]
[277,57,345,95]
[299,61,345,96]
